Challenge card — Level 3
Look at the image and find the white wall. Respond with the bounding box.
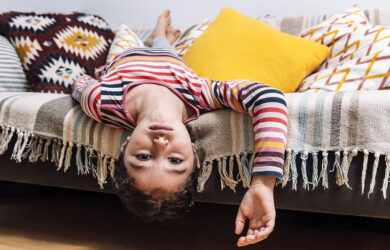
[1,0,389,29]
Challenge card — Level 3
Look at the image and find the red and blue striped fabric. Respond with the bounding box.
[72,48,287,180]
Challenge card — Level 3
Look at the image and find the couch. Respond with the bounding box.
[1,8,390,219]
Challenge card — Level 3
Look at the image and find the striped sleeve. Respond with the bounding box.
[72,75,102,123]
[206,80,288,182]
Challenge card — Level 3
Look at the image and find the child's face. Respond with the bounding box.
[122,121,198,196]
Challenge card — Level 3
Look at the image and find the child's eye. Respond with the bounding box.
[135,154,150,161]
[169,157,183,165]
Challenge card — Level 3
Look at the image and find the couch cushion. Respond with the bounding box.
[0,12,114,94]
[0,35,31,92]
[181,8,330,93]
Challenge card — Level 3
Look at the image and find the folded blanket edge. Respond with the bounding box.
[0,125,115,190]
[1,125,390,200]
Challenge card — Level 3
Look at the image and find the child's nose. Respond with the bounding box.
[153,136,168,146]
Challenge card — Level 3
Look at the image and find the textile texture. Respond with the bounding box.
[174,20,210,57]
[0,92,131,188]
[0,35,31,92]
[106,24,145,63]
[1,91,390,199]
[0,11,114,94]
[256,9,390,36]
[299,7,390,92]
[192,90,390,198]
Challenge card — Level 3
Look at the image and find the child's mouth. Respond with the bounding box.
[149,124,174,131]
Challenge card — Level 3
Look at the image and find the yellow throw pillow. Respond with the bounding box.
[182,8,330,93]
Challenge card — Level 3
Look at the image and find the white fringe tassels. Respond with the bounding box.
[361,149,369,195]
[0,127,16,154]
[336,149,358,189]
[381,154,390,199]
[368,152,381,198]
[319,151,329,189]
[0,126,116,190]
[290,151,299,191]
[197,161,213,192]
[311,152,319,190]
[2,124,390,197]
[282,148,292,187]
[300,151,310,190]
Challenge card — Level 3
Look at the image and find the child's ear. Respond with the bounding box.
[192,143,201,169]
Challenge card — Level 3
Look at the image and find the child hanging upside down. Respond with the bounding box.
[72,10,287,247]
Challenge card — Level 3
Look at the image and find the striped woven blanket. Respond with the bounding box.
[1,91,390,199]
[0,92,131,188]
[193,90,390,199]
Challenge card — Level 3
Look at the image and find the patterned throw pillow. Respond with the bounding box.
[0,12,114,94]
[174,20,209,57]
[106,24,145,63]
[298,7,390,92]
[0,35,31,92]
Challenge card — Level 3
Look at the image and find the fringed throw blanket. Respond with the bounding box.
[190,90,390,199]
[1,91,390,198]
[0,93,131,188]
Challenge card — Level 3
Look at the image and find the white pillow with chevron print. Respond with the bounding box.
[298,7,390,92]
[106,24,145,63]
[174,20,209,57]
[0,35,31,92]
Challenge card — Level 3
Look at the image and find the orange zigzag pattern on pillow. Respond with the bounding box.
[298,7,390,92]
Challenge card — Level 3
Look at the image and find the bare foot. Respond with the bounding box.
[147,10,171,46]
[167,28,181,45]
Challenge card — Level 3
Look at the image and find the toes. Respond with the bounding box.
[157,10,170,25]
[166,10,171,26]
[173,29,181,39]
[154,10,172,38]
[164,9,170,17]
[167,28,181,45]
[160,9,170,19]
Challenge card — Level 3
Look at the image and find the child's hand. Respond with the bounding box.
[235,175,276,247]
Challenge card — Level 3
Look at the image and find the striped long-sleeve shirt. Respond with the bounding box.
[72,48,287,181]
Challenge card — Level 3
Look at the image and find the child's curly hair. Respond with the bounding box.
[112,125,202,222]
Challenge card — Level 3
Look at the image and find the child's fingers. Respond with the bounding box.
[254,223,274,241]
[235,209,246,235]
[238,221,275,247]
[237,236,246,247]
[237,235,256,247]
[237,230,268,247]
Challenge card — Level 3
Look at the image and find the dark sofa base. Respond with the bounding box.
[1,143,389,219]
